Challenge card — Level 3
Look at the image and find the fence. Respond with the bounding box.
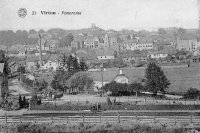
[1,114,200,127]
[43,96,200,106]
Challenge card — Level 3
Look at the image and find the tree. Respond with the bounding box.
[144,62,170,96]
[128,82,144,96]
[17,66,26,74]
[0,50,10,98]
[158,28,166,35]
[102,81,128,96]
[64,33,74,47]
[51,67,72,92]
[67,72,93,93]
[184,88,200,99]
[79,61,88,71]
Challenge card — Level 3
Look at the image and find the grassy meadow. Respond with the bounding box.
[89,64,200,94]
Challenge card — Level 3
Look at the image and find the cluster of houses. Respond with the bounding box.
[4,26,200,72]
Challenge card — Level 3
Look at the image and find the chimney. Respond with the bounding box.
[119,68,123,75]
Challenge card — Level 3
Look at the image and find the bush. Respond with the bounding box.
[184,88,200,99]
[0,96,20,111]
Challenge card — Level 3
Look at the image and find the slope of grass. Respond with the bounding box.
[89,64,200,94]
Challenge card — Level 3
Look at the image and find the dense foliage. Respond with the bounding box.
[184,88,200,99]
[145,62,170,96]
[0,96,20,111]
[103,82,144,96]
[51,54,89,93]
[67,72,93,93]
[21,75,48,92]
[0,50,11,98]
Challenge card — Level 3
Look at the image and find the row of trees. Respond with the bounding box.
[0,29,75,48]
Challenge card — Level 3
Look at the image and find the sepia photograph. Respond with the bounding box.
[0,0,200,132]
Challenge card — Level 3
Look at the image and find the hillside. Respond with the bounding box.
[89,64,200,94]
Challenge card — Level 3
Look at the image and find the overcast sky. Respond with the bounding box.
[0,0,199,31]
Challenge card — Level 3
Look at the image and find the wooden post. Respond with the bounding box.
[20,116,22,123]
[185,99,186,105]
[66,116,68,123]
[82,115,85,123]
[154,116,156,124]
[174,115,176,125]
[100,115,101,123]
[118,114,120,123]
[190,115,192,124]
[135,115,138,123]
[34,116,36,123]
[51,116,53,123]
[5,113,7,124]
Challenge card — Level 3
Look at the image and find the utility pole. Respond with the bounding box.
[101,63,104,97]
[39,34,43,66]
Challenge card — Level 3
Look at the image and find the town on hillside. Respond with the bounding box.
[1,0,200,132]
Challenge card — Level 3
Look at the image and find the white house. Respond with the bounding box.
[41,54,60,71]
[113,69,129,84]
[35,53,47,56]
[96,48,115,60]
[97,55,115,60]
[17,51,26,56]
[193,47,200,56]
[148,51,168,59]
[123,39,153,51]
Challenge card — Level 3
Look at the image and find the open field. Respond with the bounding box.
[59,94,198,105]
[90,64,200,94]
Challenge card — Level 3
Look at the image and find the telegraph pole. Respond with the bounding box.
[39,34,43,66]
[101,63,104,97]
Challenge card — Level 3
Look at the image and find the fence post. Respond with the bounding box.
[99,115,101,123]
[190,115,193,124]
[135,115,138,123]
[34,116,36,123]
[5,113,7,124]
[154,116,156,124]
[185,99,186,105]
[118,114,120,123]
[20,116,22,123]
[66,116,68,123]
[51,116,53,123]
[82,115,85,123]
[174,115,176,125]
